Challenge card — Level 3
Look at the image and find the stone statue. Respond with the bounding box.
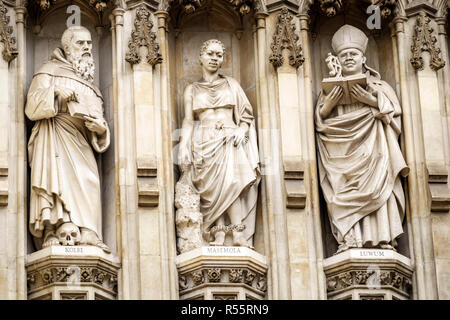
[315,25,409,254]
[26,26,110,253]
[177,39,260,250]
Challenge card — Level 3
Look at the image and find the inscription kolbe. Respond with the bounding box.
[64,247,84,254]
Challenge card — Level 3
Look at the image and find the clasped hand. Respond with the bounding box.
[84,116,107,135]
[233,126,248,147]
[55,86,78,103]
[350,83,377,107]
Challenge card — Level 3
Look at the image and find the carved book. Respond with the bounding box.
[322,74,367,105]
[67,94,103,119]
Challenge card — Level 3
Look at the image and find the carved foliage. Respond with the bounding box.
[269,8,304,69]
[180,268,267,293]
[410,12,446,71]
[126,5,162,66]
[371,0,397,19]
[28,266,118,293]
[172,0,260,16]
[0,1,17,62]
[326,270,412,296]
[318,0,344,17]
[34,0,109,12]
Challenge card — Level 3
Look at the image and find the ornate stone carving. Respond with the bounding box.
[410,11,446,71]
[0,0,17,62]
[158,0,265,16]
[269,8,304,69]
[34,0,109,12]
[56,222,81,246]
[326,270,412,296]
[191,270,205,285]
[318,0,344,17]
[371,0,397,19]
[175,172,203,254]
[126,5,162,66]
[229,268,244,283]
[316,25,408,253]
[207,268,222,282]
[177,39,260,249]
[179,267,267,293]
[28,266,118,292]
[26,26,111,254]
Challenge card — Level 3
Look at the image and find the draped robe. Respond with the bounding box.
[185,76,260,245]
[26,48,110,242]
[315,73,409,248]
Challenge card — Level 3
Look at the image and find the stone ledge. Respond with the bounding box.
[26,246,121,300]
[323,249,414,300]
[176,247,268,300]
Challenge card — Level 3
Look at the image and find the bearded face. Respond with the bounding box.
[64,30,95,83]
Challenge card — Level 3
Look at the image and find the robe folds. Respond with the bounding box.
[315,74,409,247]
[186,76,260,244]
[26,48,109,242]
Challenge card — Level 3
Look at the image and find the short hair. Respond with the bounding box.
[199,39,225,56]
[61,26,91,50]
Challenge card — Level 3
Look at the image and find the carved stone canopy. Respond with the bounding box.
[125,5,162,65]
[159,0,267,15]
[32,0,110,12]
[269,7,304,69]
[0,0,18,62]
[410,11,446,71]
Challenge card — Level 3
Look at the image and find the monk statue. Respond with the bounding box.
[177,39,260,249]
[315,25,409,254]
[26,26,110,253]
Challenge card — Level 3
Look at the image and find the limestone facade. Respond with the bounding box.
[0,0,449,300]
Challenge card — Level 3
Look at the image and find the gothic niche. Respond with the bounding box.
[170,0,263,254]
[24,1,117,254]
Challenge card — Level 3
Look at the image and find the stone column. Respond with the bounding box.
[111,5,142,300]
[255,11,292,300]
[0,1,26,300]
[154,9,178,300]
[391,13,439,299]
[297,12,327,300]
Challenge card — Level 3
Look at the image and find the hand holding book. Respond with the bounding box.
[350,83,378,107]
[320,85,344,118]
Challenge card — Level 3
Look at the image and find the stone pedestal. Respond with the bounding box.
[26,246,121,300]
[323,249,413,300]
[176,247,268,300]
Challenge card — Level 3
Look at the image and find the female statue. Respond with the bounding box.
[178,39,260,248]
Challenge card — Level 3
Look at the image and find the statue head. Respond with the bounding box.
[332,25,368,77]
[199,39,225,73]
[61,26,95,83]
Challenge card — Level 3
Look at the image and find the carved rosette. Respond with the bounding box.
[126,5,162,66]
[269,8,304,69]
[26,246,120,300]
[324,249,414,300]
[318,0,344,17]
[27,266,118,293]
[410,12,446,71]
[179,267,267,294]
[0,1,17,62]
[326,270,412,296]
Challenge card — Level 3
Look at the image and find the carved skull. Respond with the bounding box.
[56,223,81,246]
